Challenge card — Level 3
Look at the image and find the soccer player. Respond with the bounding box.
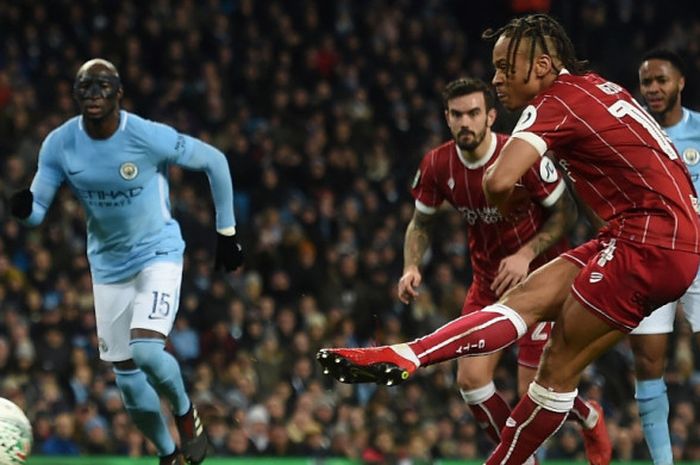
[628,48,700,465]
[399,76,607,461]
[318,14,700,465]
[9,59,244,465]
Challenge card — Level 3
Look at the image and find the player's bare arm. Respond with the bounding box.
[524,187,577,259]
[398,209,436,303]
[492,187,577,296]
[483,137,541,210]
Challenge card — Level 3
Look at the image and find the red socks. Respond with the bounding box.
[486,383,576,465]
[462,383,512,444]
[408,304,527,366]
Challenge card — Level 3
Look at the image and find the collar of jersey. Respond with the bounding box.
[78,110,128,133]
[456,132,497,170]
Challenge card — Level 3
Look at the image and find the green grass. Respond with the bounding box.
[23,458,685,465]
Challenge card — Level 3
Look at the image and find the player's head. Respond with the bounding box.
[638,48,685,118]
[442,77,496,152]
[73,58,122,121]
[483,14,588,110]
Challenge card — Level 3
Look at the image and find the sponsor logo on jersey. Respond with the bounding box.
[505,417,517,428]
[411,169,421,189]
[683,147,700,166]
[76,187,144,208]
[589,272,604,283]
[98,338,108,353]
[447,177,455,190]
[120,162,139,180]
[457,206,503,225]
[539,157,559,183]
[513,105,537,133]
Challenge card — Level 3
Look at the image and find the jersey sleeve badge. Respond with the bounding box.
[539,157,559,183]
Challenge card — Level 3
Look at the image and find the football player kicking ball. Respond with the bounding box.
[396,76,608,463]
[319,14,700,465]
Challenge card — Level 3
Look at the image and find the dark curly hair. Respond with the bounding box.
[482,14,588,82]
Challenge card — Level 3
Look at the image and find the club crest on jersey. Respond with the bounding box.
[683,148,699,166]
[119,162,139,180]
[412,169,421,189]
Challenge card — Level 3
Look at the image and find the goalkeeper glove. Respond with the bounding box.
[214,232,244,272]
[9,189,33,220]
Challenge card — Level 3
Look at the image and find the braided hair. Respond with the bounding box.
[482,14,588,82]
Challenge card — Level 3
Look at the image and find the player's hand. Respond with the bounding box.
[214,232,244,272]
[398,266,422,303]
[9,189,33,220]
[491,250,532,297]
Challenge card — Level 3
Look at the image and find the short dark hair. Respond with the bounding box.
[442,77,496,110]
[641,48,686,76]
[482,14,588,82]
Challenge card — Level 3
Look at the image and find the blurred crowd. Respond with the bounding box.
[2,0,700,462]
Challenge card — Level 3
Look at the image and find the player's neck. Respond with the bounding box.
[84,111,120,139]
[656,104,683,128]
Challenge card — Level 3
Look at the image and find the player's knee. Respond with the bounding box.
[456,366,492,391]
[114,369,155,411]
[536,343,575,389]
[634,354,665,379]
[129,339,166,372]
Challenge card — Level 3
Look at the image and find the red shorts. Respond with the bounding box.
[561,237,700,332]
[462,282,552,368]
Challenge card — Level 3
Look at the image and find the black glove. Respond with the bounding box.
[9,189,33,220]
[214,233,244,272]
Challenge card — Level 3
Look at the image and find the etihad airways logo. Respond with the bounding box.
[76,187,144,207]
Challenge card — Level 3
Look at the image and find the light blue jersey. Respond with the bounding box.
[27,111,236,283]
[666,107,700,191]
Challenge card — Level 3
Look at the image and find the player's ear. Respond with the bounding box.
[534,54,553,78]
[487,107,497,128]
[679,75,685,93]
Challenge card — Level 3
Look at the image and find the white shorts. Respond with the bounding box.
[632,269,700,334]
[93,261,182,362]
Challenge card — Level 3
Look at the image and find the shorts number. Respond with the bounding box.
[530,322,549,341]
[150,291,171,318]
[607,100,678,160]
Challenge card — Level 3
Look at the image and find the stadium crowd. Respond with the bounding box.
[2,0,700,462]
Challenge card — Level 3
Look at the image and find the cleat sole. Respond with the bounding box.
[316,350,411,386]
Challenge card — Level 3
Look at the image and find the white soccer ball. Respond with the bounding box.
[0,398,32,465]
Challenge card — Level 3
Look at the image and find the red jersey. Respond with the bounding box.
[412,132,569,296]
[511,71,700,252]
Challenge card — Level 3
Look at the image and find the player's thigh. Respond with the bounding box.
[132,261,183,337]
[680,271,700,332]
[537,293,625,391]
[456,352,502,389]
[93,279,137,362]
[500,256,581,324]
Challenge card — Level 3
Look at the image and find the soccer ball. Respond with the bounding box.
[0,398,32,465]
